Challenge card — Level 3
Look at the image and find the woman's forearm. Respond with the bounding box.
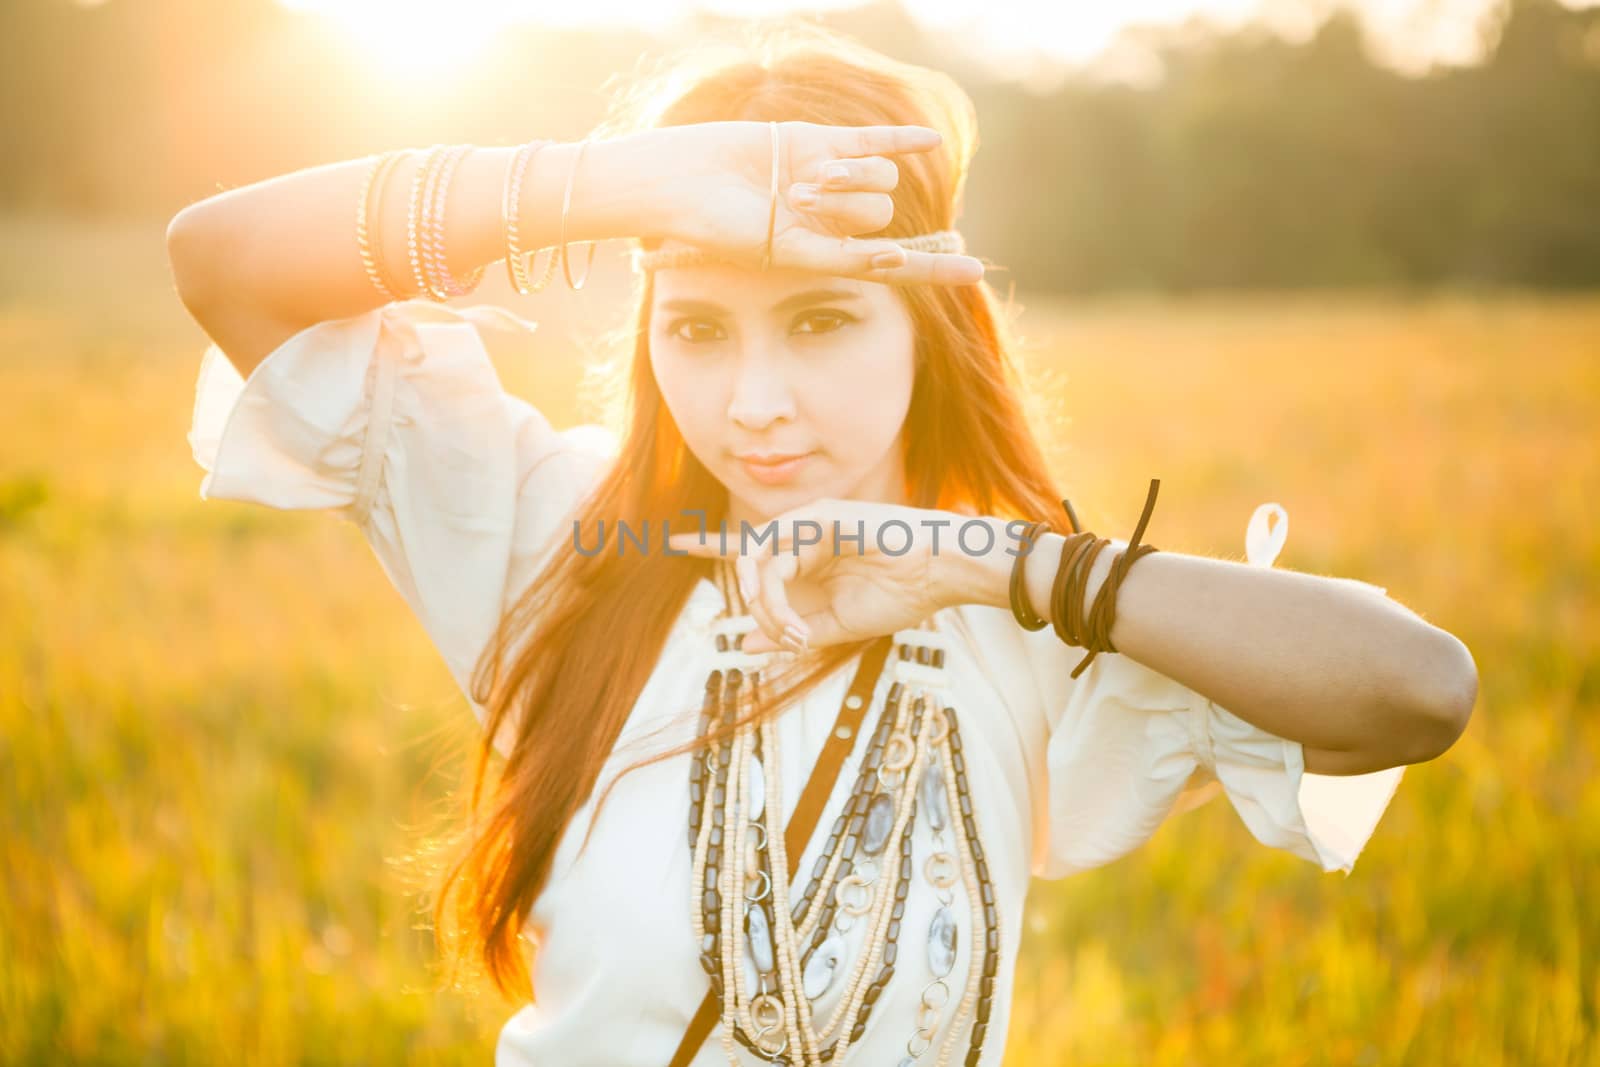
[945,518,1478,773]
[166,133,666,350]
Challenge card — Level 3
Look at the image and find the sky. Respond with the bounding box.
[275,0,1600,83]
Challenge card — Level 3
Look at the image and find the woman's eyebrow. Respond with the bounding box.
[658,288,865,316]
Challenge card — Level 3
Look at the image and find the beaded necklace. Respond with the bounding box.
[687,560,1001,1066]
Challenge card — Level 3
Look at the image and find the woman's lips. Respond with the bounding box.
[738,451,815,485]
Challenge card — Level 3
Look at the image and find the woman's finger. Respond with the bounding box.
[786,604,851,651]
[779,231,984,286]
[812,156,900,193]
[775,231,886,276]
[734,552,762,612]
[826,124,943,160]
[865,247,987,286]
[737,554,784,650]
[757,555,808,653]
[742,629,779,654]
[786,187,895,235]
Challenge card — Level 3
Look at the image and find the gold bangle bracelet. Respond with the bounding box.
[503,139,561,295]
[407,144,449,300]
[356,150,406,301]
[559,139,598,291]
[421,145,464,300]
[422,145,486,300]
[371,150,410,299]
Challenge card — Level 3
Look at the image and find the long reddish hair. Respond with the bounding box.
[431,20,1071,1000]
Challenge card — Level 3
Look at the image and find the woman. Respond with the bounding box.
[167,22,1476,1067]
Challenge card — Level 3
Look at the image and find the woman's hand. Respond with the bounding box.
[666,500,1007,652]
[642,121,985,286]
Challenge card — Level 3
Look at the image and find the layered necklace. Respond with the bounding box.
[686,560,1001,1067]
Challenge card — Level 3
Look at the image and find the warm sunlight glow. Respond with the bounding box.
[275,0,1600,79]
[280,0,512,76]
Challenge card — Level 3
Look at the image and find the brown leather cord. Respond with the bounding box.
[1050,478,1163,679]
[1009,498,1084,631]
[1008,520,1053,631]
[1051,533,1100,650]
[666,633,895,1067]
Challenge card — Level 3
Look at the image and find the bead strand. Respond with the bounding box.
[827,694,932,1061]
[689,669,723,953]
[727,671,774,1050]
[819,687,921,1055]
[719,670,748,1065]
[693,591,733,984]
[931,697,1000,1067]
[745,718,792,1060]
[792,668,906,1063]
[701,566,791,1061]
[700,725,732,986]
[759,711,810,1066]
[931,698,981,1067]
[814,669,920,1044]
[698,617,810,1061]
[729,670,781,1054]
[848,814,915,1045]
[949,709,1001,1067]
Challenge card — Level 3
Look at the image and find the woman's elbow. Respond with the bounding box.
[166,203,240,314]
[166,206,214,312]
[1403,629,1479,762]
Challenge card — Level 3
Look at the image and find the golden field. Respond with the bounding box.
[1,214,1595,1065]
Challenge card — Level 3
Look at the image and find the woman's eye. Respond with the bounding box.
[794,310,855,335]
[667,318,726,344]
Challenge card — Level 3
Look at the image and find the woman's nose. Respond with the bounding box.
[726,352,797,431]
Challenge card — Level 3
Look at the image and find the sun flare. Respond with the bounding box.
[280,0,515,76]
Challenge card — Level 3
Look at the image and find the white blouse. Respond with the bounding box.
[188,299,1406,1066]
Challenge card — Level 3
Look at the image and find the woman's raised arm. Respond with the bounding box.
[164,137,660,378]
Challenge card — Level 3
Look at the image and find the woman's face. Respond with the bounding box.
[648,251,918,528]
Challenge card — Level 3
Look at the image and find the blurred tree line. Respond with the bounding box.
[1,0,1597,291]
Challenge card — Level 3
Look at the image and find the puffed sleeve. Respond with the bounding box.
[1024,504,1405,881]
[187,299,617,755]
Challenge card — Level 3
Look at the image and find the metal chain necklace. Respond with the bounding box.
[687,560,1001,1066]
